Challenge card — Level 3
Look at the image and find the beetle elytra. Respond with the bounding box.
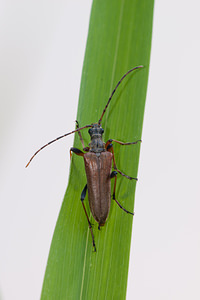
[26,66,143,251]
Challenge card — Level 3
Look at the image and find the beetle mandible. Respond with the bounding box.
[26,65,143,252]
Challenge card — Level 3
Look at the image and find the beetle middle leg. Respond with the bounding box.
[106,138,142,147]
[81,184,96,252]
[110,171,134,215]
[106,141,138,180]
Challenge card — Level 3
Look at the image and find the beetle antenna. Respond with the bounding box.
[98,65,143,124]
[26,124,92,167]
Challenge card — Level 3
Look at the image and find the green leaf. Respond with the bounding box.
[41,0,154,299]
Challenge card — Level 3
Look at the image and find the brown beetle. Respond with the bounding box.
[26,66,143,251]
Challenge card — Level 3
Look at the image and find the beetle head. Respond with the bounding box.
[88,123,104,138]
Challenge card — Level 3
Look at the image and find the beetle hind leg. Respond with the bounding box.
[110,171,134,216]
[80,184,97,252]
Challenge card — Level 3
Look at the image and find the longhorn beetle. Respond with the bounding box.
[26,65,143,252]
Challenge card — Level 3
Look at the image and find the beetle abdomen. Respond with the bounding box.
[84,151,113,226]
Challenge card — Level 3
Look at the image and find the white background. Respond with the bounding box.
[0,1,200,299]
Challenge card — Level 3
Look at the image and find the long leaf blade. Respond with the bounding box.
[41,0,154,299]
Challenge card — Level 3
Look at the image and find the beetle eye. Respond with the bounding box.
[100,128,104,134]
[88,128,92,134]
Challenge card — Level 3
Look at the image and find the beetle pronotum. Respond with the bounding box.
[26,66,143,251]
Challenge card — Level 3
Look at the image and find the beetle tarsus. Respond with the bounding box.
[129,176,138,181]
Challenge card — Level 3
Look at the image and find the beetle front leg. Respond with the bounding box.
[80,184,97,252]
[70,147,85,160]
[75,120,90,152]
[110,171,134,215]
[106,143,138,180]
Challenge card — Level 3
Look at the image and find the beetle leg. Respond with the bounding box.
[70,147,85,160]
[106,143,138,181]
[105,138,141,148]
[110,171,134,216]
[75,120,85,149]
[81,184,97,252]
[75,120,90,152]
